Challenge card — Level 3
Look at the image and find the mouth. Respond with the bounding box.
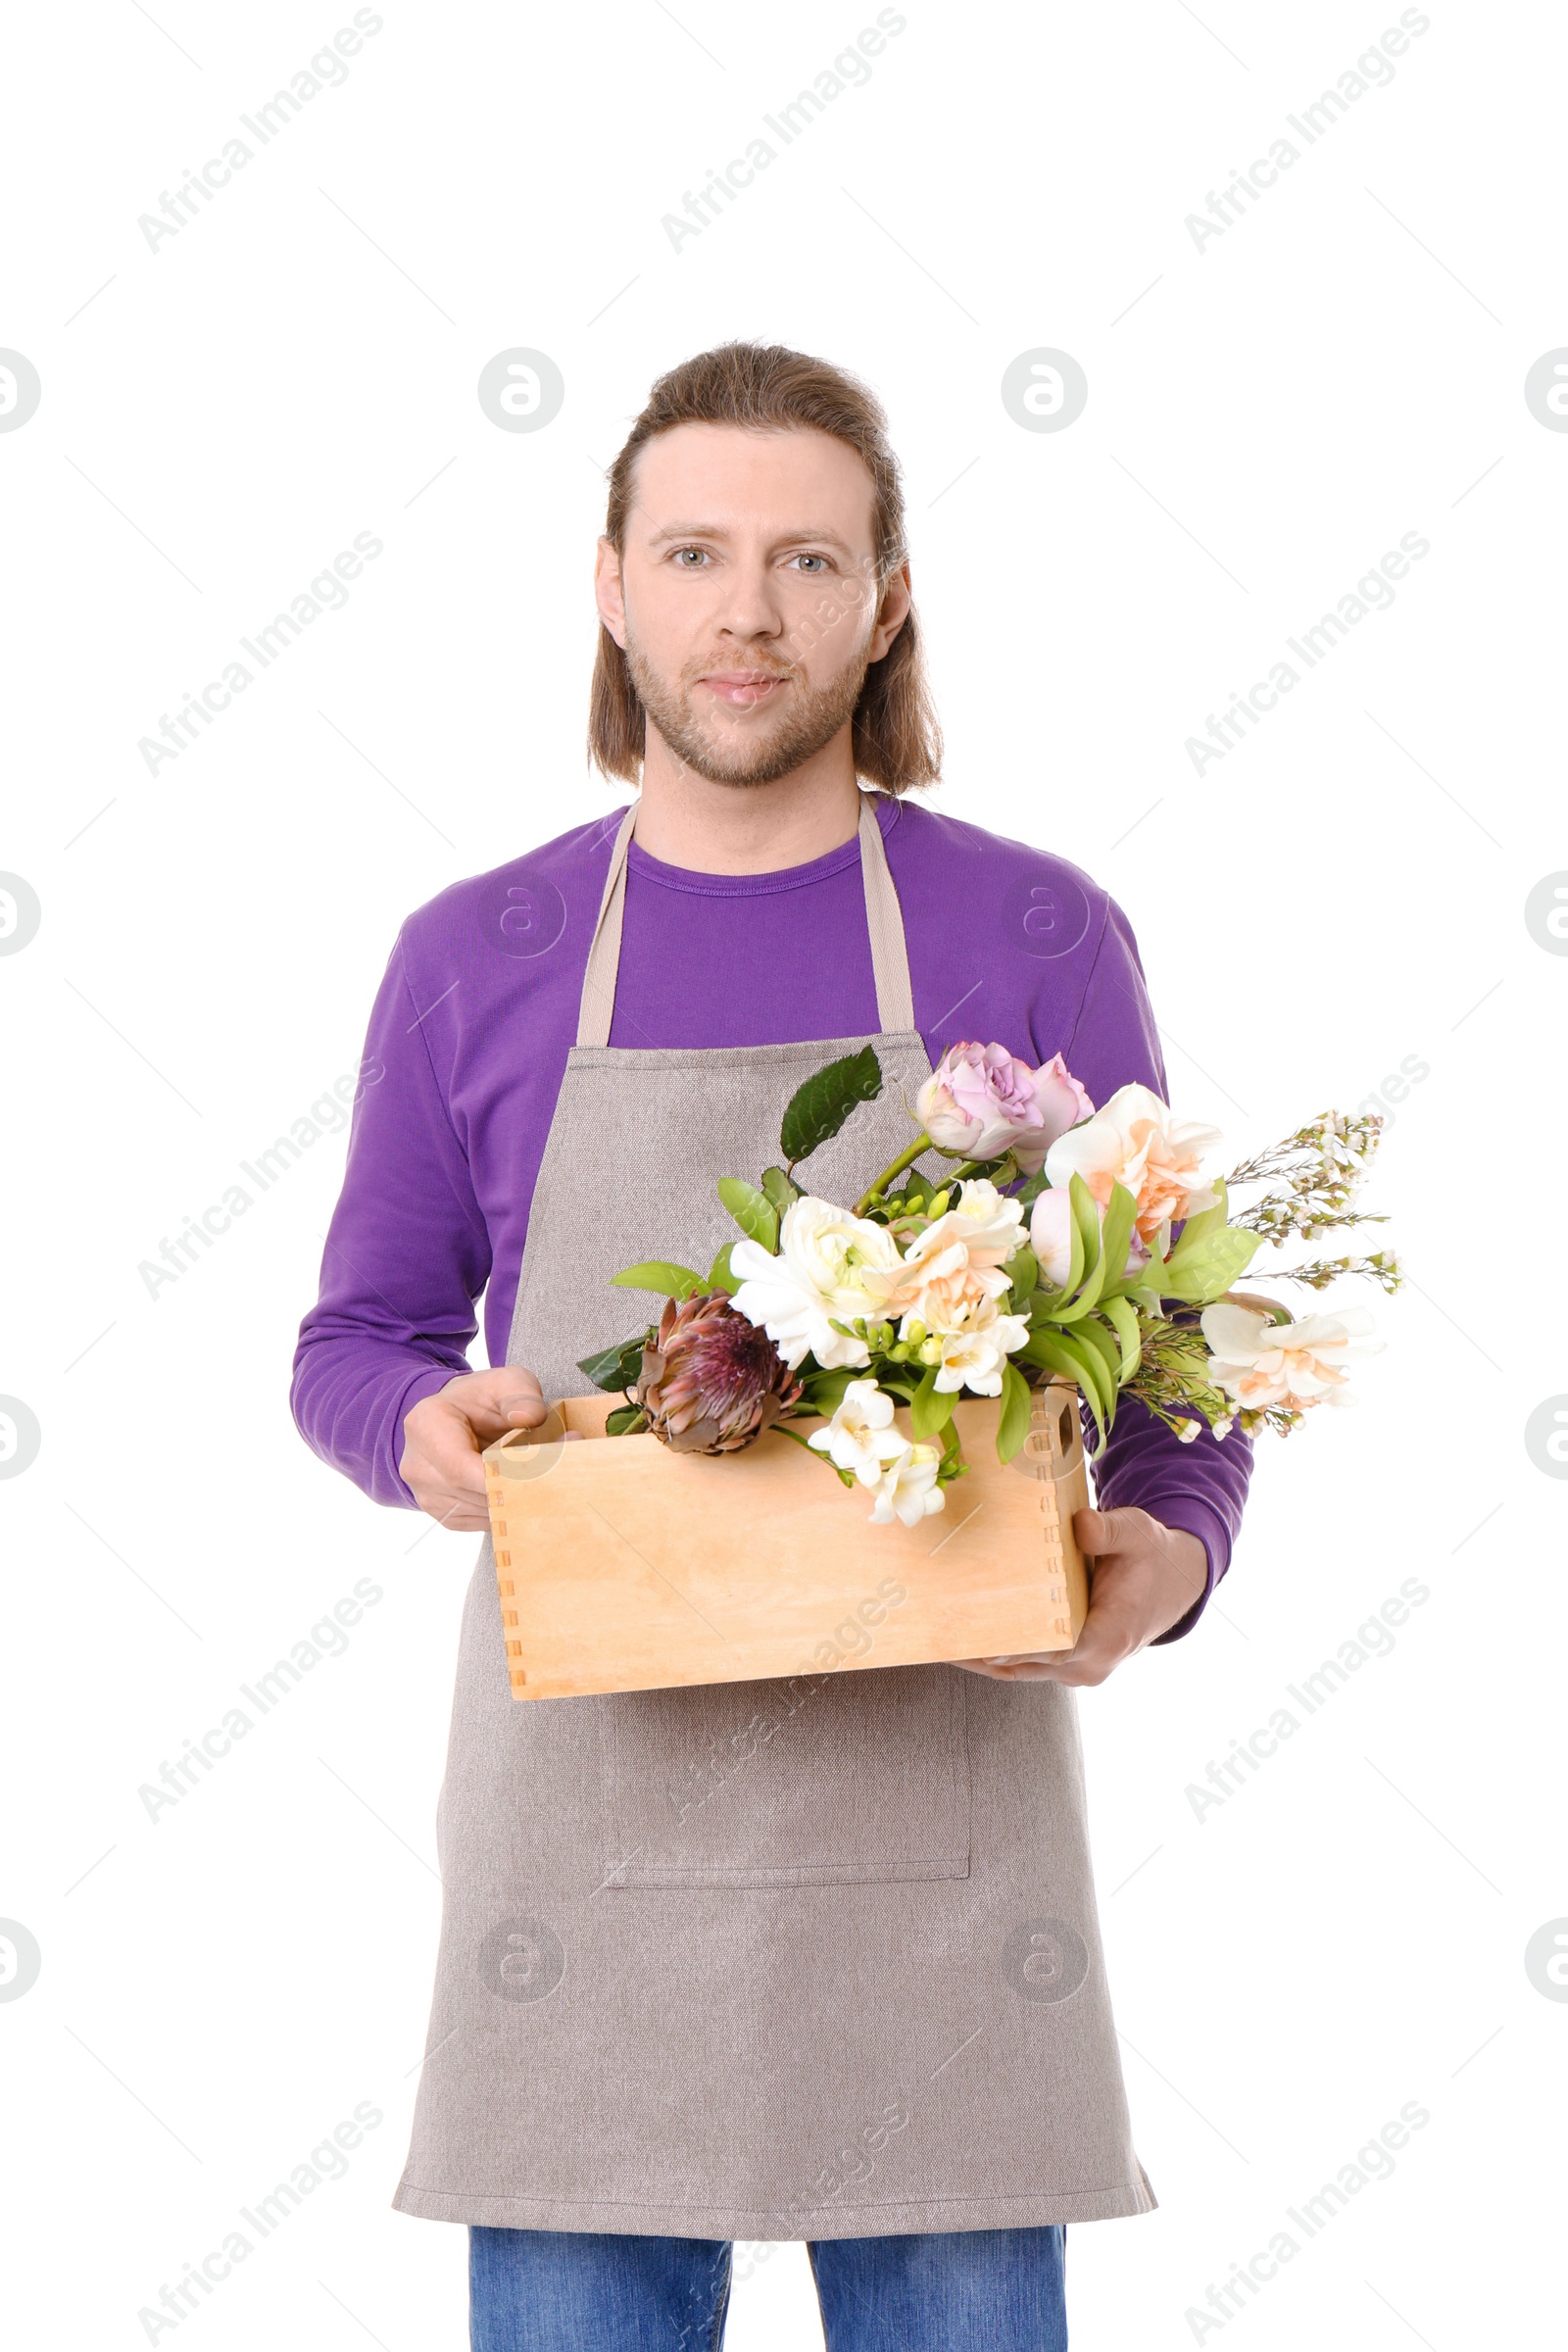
[697,670,791,709]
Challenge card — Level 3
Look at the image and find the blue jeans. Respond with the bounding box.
[469,2225,1067,2349]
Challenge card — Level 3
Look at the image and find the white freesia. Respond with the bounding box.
[1200,1300,1382,1413]
[859,1178,1023,1330]
[807,1379,908,1488]
[729,1196,902,1371]
[1045,1082,1221,1242]
[867,1441,946,1527]
[926,1294,1033,1396]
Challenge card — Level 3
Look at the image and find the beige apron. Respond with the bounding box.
[393,794,1154,2239]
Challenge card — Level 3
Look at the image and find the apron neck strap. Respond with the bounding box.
[573,793,916,1050]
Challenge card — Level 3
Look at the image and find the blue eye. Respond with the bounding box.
[673,548,710,567]
[794,554,828,573]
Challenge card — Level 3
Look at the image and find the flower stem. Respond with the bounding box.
[854,1134,932,1216]
[944,1152,1017,1189]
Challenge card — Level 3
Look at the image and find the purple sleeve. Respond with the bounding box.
[1061,897,1253,1642]
[290,936,491,1508]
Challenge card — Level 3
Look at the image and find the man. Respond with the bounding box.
[294,341,1250,2351]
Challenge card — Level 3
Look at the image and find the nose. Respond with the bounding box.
[710,553,787,649]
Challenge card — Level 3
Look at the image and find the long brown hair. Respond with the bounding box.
[588,341,942,793]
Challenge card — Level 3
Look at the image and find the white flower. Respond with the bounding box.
[858,1178,1023,1327]
[867,1441,946,1527]
[1200,1300,1382,1413]
[925,1293,1032,1396]
[729,1196,902,1371]
[1045,1083,1221,1242]
[808,1379,908,1488]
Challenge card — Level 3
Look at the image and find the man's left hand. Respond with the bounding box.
[952,1508,1208,1687]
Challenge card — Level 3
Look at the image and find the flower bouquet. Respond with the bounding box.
[579,1041,1400,1529]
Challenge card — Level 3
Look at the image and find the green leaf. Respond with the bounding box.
[1096,1181,1140,1297]
[576,1332,650,1393]
[760,1165,801,1217]
[611,1259,706,1299]
[997,1361,1033,1463]
[1055,1177,1138,1323]
[1160,1225,1262,1304]
[909,1364,955,1443]
[1070,1172,1102,1279]
[716,1177,778,1251]
[1004,1244,1039,1309]
[1100,1295,1143,1384]
[1014,1164,1052,1209]
[605,1404,649,1437]
[1075,1315,1121,1393]
[1021,1329,1112,1451]
[798,1367,858,1417]
[708,1243,740,1295]
[1168,1178,1229,1254]
[780,1045,884,1167]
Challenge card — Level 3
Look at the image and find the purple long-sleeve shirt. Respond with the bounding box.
[292,793,1250,1640]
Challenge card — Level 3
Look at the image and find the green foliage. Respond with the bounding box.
[605,1404,649,1437]
[1021,1328,1108,1452]
[1161,1224,1262,1303]
[1054,1178,1138,1324]
[1100,1295,1143,1382]
[610,1259,706,1299]
[909,1364,956,1442]
[797,1366,858,1416]
[780,1045,884,1167]
[996,1361,1033,1463]
[577,1333,650,1392]
[717,1177,778,1251]
[760,1165,801,1217]
[707,1243,740,1295]
[1004,1244,1038,1311]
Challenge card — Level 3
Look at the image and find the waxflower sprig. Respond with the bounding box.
[577,1042,1399,1525]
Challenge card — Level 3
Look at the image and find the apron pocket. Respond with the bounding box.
[598,1666,971,1888]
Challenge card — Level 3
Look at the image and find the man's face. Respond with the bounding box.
[595,422,908,787]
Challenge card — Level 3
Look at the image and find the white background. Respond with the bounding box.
[2,1,1564,2345]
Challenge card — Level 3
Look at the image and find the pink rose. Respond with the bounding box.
[917,1044,1094,1176]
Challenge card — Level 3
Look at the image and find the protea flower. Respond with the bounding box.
[634,1292,803,1453]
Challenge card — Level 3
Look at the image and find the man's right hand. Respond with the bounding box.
[399,1369,552,1532]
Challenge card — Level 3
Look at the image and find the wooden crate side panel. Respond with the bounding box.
[485,1391,1089,1698]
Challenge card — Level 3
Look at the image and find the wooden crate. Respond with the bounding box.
[482,1384,1092,1701]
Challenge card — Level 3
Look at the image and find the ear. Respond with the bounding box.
[594,536,627,649]
[868,558,912,662]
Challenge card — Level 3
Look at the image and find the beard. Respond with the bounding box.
[623,635,871,787]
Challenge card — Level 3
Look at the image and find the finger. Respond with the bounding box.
[499,1392,550,1426]
[1074,1505,1143,1555]
[412,1496,490,1533]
